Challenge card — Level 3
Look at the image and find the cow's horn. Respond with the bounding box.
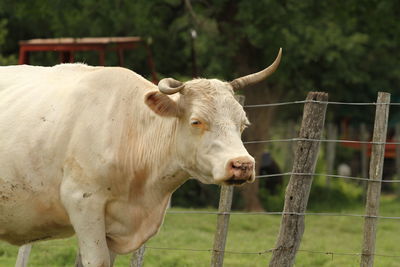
[158,78,185,95]
[230,48,282,90]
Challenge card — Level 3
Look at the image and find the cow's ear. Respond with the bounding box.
[145,91,180,117]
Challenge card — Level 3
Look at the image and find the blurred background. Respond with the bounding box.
[1,0,400,212]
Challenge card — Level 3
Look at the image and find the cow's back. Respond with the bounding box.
[0,64,155,245]
[0,64,144,178]
[0,63,154,171]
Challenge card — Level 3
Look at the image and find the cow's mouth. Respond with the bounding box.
[224,177,247,186]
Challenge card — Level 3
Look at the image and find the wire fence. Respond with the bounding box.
[137,95,400,265]
[152,94,400,265]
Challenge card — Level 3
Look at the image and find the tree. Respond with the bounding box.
[0,19,17,65]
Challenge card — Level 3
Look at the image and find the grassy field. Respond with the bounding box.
[1,196,400,267]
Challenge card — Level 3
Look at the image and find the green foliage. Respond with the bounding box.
[171,180,220,208]
[256,171,364,212]
[259,185,286,211]
[1,0,399,109]
[172,180,245,209]
[0,19,6,45]
[0,19,17,65]
[308,176,363,211]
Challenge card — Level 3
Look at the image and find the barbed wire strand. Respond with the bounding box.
[165,210,400,220]
[144,246,400,259]
[29,243,400,260]
[244,99,400,108]
[190,172,399,185]
[244,137,400,145]
[255,172,400,183]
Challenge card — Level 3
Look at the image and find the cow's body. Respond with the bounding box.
[0,64,188,252]
[0,49,280,267]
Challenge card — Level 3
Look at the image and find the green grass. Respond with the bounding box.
[1,196,400,266]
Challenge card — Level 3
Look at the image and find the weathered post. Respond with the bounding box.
[325,123,337,188]
[130,245,146,267]
[74,252,83,267]
[210,95,245,267]
[210,185,234,267]
[15,244,32,267]
[269,92,328,267]
[360,92,390,267]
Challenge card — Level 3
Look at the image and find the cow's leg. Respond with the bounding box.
[61,176,110,267]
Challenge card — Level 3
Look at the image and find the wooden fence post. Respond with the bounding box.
[74,252,83,267]
[210,95,245,267]
[326,123,337,188]
[269,92,328,267]
[130,245,146,267]
[360,92,390,267]
[210,185,234,267]
[15,244,32,267]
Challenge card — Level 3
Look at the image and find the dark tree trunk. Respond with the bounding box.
[211,0,283,211]
[232,38,282,211]
[241,86,281,211]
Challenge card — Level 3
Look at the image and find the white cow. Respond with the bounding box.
[0,49,281,266]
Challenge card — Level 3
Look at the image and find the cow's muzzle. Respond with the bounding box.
[223,156,255,186]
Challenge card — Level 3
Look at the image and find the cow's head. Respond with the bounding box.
[145,49,282,186]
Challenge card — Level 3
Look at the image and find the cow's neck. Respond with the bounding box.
[107,114,189,252]
[118,112,189,197]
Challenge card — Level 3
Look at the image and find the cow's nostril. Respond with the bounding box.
[231,160,252,171]
[232,161,242,169]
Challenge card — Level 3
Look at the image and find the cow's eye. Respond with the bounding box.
[190,118,209,132]
[191,120,202,127]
